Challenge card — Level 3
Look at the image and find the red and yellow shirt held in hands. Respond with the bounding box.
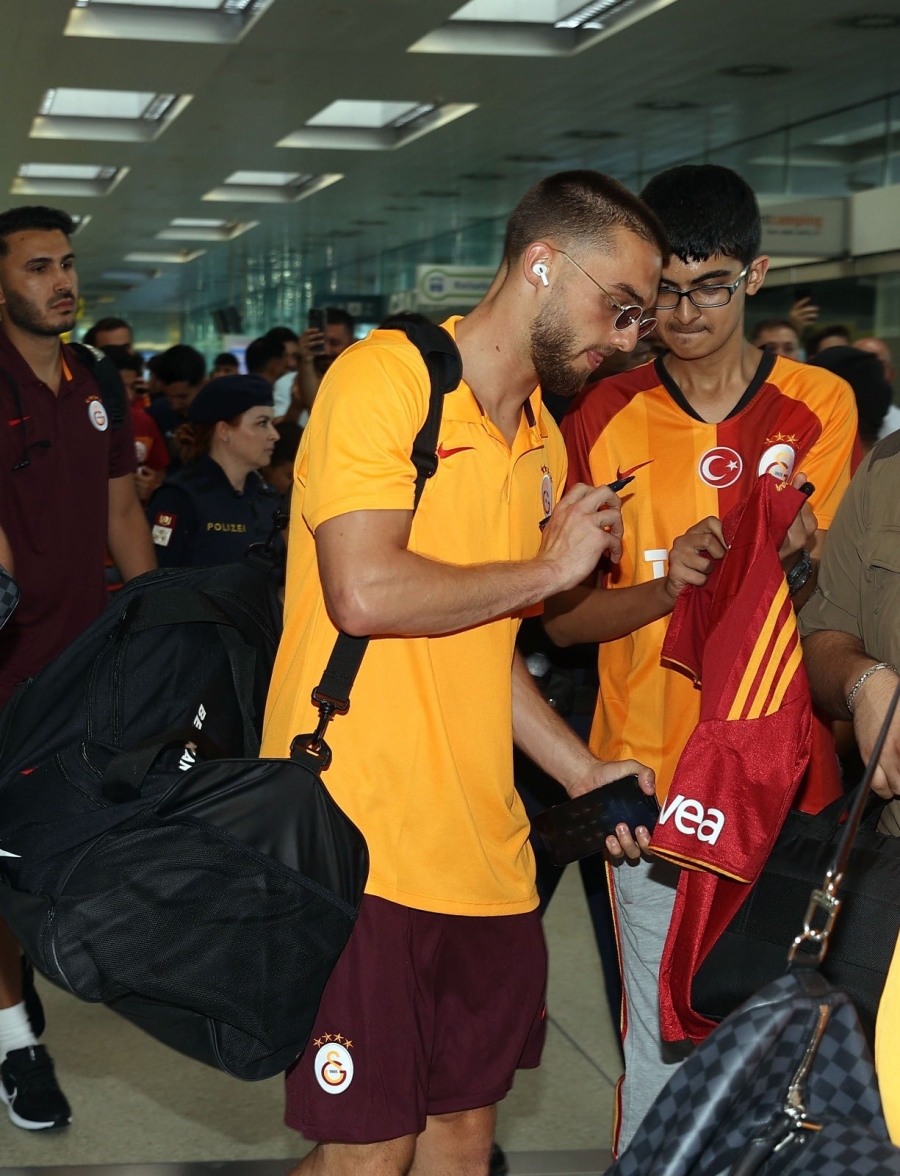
[262,317,567,917]
[561,350,857,802]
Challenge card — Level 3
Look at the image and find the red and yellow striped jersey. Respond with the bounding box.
[561,351,857,800]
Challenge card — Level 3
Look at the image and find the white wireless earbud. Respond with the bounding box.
[533,262,550,287]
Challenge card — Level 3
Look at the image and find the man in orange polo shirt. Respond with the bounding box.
[262,171,668,1175]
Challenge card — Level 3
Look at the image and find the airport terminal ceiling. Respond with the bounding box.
[2,0,900,346]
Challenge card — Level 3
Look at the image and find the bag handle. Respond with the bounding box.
[101,728,224,802]
[291,322,462,770]
[789,679,900,967]
[103,588,260,756]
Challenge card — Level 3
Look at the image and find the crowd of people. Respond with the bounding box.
[0,164,896,1173]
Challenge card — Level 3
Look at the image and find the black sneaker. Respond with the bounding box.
[490,1143,509,1175]
[21,955,46,1039]
[0,1045,71,1130]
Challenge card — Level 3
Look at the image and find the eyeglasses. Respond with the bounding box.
[558,251,657,339]
[654,264,750,311]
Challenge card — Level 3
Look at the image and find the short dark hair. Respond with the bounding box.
[326,307,355,335]
[213,351,239,368]
[503,170,669,263]
[265,325,299,346]
[270,420,303,467]
[245,334,285,375]
[0,205,75,256]
[153,344,205,387]
[83,316,132,347]
[750,318,798,343]
[101,344,143,374]
[807,324,851,356]
[640,165,761,266]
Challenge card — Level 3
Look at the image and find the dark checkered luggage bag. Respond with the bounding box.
[609,685,900,1176]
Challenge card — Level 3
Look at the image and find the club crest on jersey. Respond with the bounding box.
[758,439,796,483]
[313,1034,354,1094]
[698,446,742,488]
[541,467,553,520]
[87,397,109,432]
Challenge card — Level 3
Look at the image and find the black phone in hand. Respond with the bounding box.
[532,774,660,867]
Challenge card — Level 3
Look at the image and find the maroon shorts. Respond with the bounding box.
[285,894,547,1144]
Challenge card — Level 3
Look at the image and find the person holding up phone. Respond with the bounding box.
[286,307,357,424]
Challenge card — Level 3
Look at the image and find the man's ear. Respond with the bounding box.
[746,255,770,297]
[523,242,553,290]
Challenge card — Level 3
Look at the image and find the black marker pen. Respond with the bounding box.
[539,474,636,530]
[607,475,636,493]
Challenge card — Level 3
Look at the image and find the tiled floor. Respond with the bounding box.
[0,868,621,1173]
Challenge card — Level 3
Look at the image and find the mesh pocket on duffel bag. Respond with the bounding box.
[51,812,356,1063]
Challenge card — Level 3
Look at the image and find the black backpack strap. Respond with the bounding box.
[67,342,128,431]
[292,323,462,769]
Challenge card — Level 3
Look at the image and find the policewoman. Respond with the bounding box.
[146,374,281,567]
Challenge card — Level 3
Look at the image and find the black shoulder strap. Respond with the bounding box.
[292,323,462,769]
[67,341,128,431]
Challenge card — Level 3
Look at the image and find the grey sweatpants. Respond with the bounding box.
[610,854,693,1153]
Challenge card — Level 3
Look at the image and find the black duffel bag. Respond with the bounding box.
[0,319,461,1080]
[0,736,368,1080]
[692,788,900,1046]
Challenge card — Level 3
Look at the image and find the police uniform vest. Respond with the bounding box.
[147,452,281,568]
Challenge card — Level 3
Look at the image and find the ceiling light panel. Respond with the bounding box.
[65,0,274,44]
[225,170,302,185]
[409,0,679,56]
[31,88,191,142]
[100,268,161,285]
[157,217,259,241]
[124,249,205,263]
[452,1,579,21]
[278,101,476,151]
[203,172,344,204]
[307,100,426,129]
[42,87,157,119]
[12,162,127,197]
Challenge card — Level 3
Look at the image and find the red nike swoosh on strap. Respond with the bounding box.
[437,444,475,459]
[616,459,655,480]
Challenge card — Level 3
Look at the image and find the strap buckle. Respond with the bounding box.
[788,873,843,965]
[290,690,350,770]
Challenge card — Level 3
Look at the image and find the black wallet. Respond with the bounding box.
[532,774,661,867]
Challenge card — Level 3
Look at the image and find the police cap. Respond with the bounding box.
[188,374,274,423]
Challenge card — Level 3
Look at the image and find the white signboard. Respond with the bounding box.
[760,198,847,258]
[415,265,495,307]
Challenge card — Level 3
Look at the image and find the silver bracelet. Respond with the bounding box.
[846,662,898,715]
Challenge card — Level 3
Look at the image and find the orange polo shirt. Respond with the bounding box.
[262,317,567,916]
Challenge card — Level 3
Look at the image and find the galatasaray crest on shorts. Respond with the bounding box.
[313,1033,354,1094]
[87,397,109,432]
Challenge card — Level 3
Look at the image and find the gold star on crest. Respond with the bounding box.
[313,1038,323,1048]
[344,1040,353,1050]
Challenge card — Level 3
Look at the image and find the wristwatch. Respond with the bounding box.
[787,549,813,596]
